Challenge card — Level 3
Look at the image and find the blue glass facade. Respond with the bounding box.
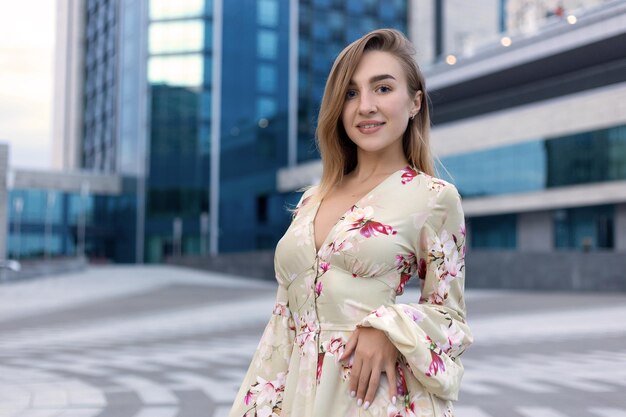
[467,214,517,249]
[6,189,136,262]
[297,0,407,163]
[439,124,626,198]
[444,124,625,250]
[118,0,145,175]
[83,0,119,172]
[145,1,213,262]
[218,0,291,253]
[554,204,614,250]
[143,0,408,261]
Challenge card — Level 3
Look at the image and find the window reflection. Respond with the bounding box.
[257,97,276,119]
[149,21,204,54]
[257,30,278,59]
[257,64,277,93]
[258,0,278,27]
[468,214,517,249]
[148,55,203,87]
[150,0,204,20]
[554,205,614,250]
[441,124,626,198]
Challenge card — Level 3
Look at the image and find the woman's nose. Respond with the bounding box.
[358,92,377,114]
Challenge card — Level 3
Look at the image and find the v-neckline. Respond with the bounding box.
[310,165,409,256]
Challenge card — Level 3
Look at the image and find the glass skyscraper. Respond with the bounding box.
[140,0,408,262]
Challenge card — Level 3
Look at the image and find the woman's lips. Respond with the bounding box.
[356,121,385,134]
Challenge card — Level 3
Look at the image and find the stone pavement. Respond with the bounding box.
[0,265,625,417]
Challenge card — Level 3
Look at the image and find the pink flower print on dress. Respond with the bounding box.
[292,217,312,247]
[370,306,388,318]
[443,251,463,283]
[425,337,446,377]
[429,277,449,305]
[394,253,416,295]
[427,178,447,193]
[417,257,427,280]
[357,220,397,238]
[343,204,396,237]
[316,352,324,385]
[344,205,374,225]
[323,336,346,357]
[314,281,323,298]
[293,311,318,357]
[400,305,425,323]
[272,302,289,317]
[440,322,466,357]
[400,166,418,184]
[431,229,455,257]
[250,371,286,407]
[244,389,253,406]
[426,349,446,377]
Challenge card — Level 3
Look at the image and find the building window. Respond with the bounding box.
[258,0,278,27]
[468,214,517,249]
[257,97,277,119]
[149,20,204,54]
[347,0,364,14]
[257,29,278,59]
[148,54,203,87]
[150,0,205,20]
[257,194,268,223]
[257,63,277,93]
[554,205,614,250]
[440,124,626,198]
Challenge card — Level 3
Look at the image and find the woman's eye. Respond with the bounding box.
[345,90,357,99]
[376,85,392,93]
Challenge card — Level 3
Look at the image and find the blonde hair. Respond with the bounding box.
[311,28,434,203]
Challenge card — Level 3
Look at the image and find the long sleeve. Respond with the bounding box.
[228,284,296,417]
[356,183,473,401]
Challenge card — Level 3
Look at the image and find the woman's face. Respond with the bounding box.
[341,50,421,156]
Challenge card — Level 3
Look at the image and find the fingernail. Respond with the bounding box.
[363,401,370,410]
[392,395,397,404]
[357,398,363,407]
[350,390,356,398]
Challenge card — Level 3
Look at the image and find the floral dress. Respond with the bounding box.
[228,166,473,417]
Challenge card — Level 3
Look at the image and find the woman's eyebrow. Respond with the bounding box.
[348,74,396,86]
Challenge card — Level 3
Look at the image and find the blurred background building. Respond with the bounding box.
[1,0,624,288]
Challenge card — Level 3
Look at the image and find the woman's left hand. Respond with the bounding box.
[339,326,399,410]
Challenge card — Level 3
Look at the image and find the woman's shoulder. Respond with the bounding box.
[402,168,459,198]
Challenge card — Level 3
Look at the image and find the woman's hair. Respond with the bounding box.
[312,28,434,203]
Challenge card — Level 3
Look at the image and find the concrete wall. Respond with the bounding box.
[0,145,7,259]
[169,249,626,292]
[12,169,121,195]
[616,203,626,251]
[167,251,276,281]
[465,250,626,291]
[52,0,85,171]
[517,210,553,251]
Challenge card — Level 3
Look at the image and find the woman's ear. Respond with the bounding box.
[411,90,423,115]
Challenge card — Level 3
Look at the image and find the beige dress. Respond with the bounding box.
[229,166,473,417]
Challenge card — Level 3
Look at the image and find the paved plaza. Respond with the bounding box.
[0,265,625,417]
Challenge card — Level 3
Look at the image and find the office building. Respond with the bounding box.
[46,0,408,263]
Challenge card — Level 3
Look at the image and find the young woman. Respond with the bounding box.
[229,28,473,417]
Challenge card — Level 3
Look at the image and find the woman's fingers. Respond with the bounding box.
[339,329,358,361]
[355,362,372,407]
[362,368,380,409]
[349,356,362,398]
[386,362,398,404]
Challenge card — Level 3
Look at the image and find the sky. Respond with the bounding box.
[0,1,55,169]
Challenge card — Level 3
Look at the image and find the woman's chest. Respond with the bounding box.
[275,191,429,288]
